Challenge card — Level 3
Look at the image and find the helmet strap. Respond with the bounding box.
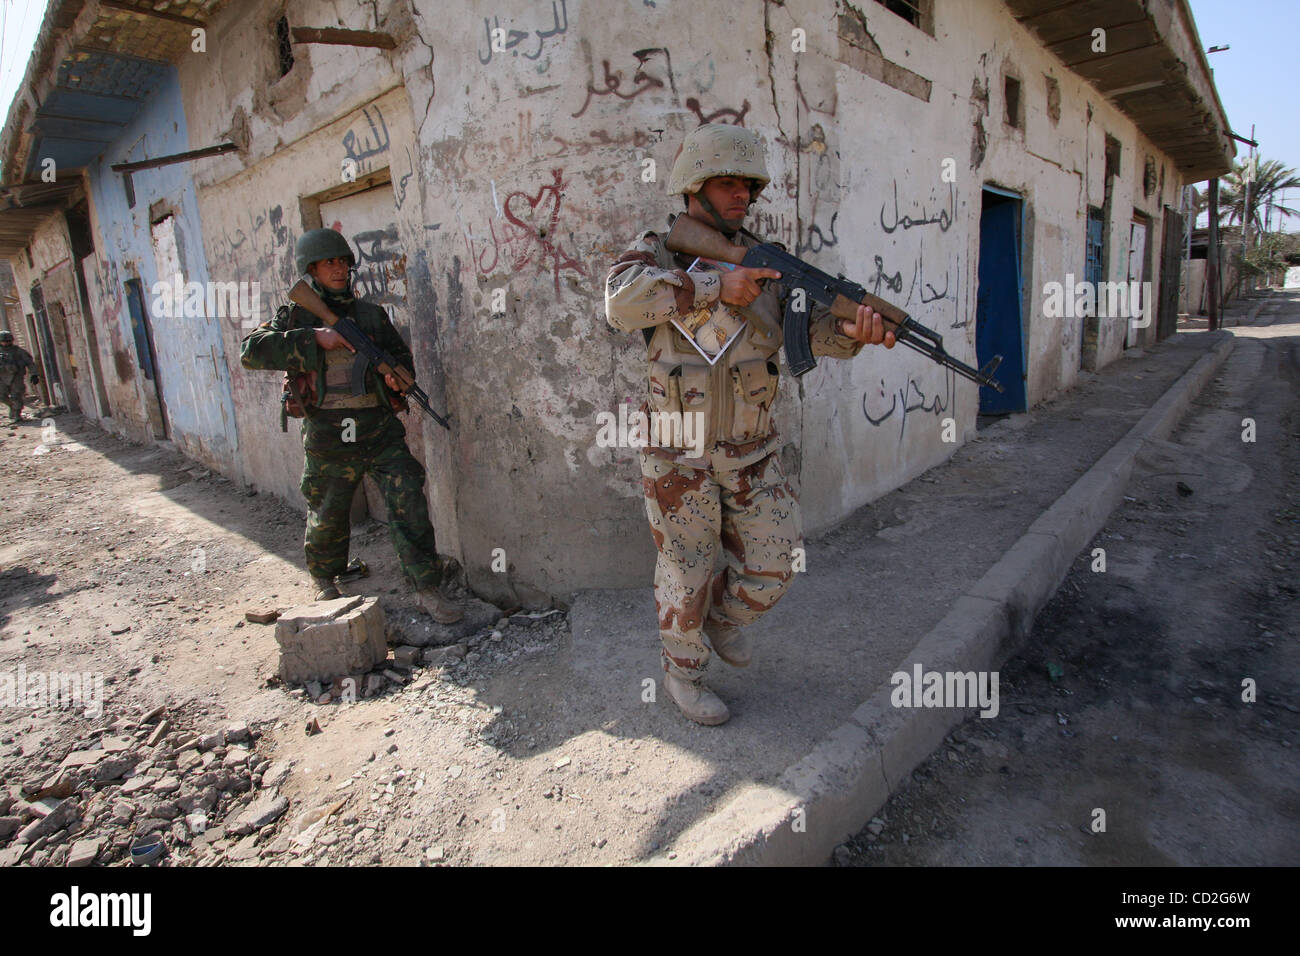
[693,192,743,238]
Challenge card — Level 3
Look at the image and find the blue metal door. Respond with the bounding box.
[976,191,1026,414]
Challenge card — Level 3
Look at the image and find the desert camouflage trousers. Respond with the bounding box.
[640,449,802,681]
[300,409,445,590]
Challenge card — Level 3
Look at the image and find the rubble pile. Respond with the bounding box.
[0,707,290,867]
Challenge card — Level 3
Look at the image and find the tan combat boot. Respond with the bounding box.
[704,619,751,668]
[664,673,730,725]
[312,577,340,601]
[418,585,464,625]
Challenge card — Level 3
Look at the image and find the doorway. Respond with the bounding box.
[124,277,169,439]
[976,187,1026,416]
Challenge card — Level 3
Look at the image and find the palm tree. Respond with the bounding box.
[1218,158,1300,237]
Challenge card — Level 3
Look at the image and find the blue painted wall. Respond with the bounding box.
[85,69,239,467]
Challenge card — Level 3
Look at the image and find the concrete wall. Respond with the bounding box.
[138,0,1190,601]
[81,71,240,467]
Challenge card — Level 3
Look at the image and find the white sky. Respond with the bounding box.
[0,0,50,173]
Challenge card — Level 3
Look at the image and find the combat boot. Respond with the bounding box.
[664,673,730,725]
[418,585,464,625]
[312,577,340,601]
[704,619,751,667]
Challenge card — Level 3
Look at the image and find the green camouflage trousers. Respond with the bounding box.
[639,449,802,680]
[300,408,445,590]
[3,375,23,421]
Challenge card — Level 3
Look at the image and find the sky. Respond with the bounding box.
[1186,0,1299,229]
[0,0,48,135]
[0,0,1294,223]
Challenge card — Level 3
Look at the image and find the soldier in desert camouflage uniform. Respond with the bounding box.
[605,124,895,725]
[240,229,463,623]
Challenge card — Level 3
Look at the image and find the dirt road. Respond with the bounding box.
[837,299,1300,866]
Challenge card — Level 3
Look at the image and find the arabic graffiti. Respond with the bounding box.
[347,223,407,307]
[218,203,294,313]
[478,0,569,66]
[572,46,676,118]
[341,106,392,175]
[881,180,956,234]
[862,368,956,443]
[867,254,904,296]
[395,145,415,211]
[685,96,750,126]
[463,168,587,296]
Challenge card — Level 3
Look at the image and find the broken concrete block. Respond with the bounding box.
[274,596,387,684]
[224,721,250,744]
[67,837,103,867]
[15,798,78,844]
[145,720,171,747]
[393,645,421,668]
[227,794,289,836]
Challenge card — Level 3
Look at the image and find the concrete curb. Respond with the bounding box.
[661,332,1237,866]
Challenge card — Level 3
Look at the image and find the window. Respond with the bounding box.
[1004,75,1022,129]
[872,0,934,35]
[276,17,294,77]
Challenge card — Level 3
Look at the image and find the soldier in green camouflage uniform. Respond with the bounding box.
[605,124,895,724]
[240,229,463,623]
[0,330,37,423]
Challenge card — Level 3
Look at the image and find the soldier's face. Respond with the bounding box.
[309,257,351,291]
[694,176,753,222]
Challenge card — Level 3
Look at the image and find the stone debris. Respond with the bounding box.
[244,609,280,625]
[0,703,292,867]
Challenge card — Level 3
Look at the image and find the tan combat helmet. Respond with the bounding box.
[667,124,770,233]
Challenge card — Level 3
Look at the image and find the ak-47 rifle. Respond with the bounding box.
[288,277,451,430]
[664,215,1004,392]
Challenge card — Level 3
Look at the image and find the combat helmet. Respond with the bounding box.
[295,228,355,277]
[668,124,769,233]
[667,123,770,199]
[0,330,13,344]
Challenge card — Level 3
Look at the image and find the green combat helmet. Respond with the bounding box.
[667,123,770,233]
[294,228,356,277]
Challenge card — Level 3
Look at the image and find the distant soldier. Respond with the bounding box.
[240,228,463,623]
[605,124,895,725]
[0,330,37,423]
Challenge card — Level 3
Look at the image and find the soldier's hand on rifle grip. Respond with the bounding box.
[313,328,355,351]
[383,372,404,393]
[719,266,782,308]
[840,304,896,347]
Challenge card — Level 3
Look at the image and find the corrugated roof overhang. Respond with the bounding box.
[0,0,228,256]
[1003,0,1235,181]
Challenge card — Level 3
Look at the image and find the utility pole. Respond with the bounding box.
[1242,124,1254,290]
[1208,177,1220,330]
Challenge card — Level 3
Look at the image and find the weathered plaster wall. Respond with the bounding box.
[10,214,94,416]
[161,0,1189,601]
[83,73,240,468]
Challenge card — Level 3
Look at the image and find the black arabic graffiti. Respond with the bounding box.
[862,368,956,443]
[342,107,391,166]
[867,254,903,296]
[881,181,955,234]
[478,0,569,64]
